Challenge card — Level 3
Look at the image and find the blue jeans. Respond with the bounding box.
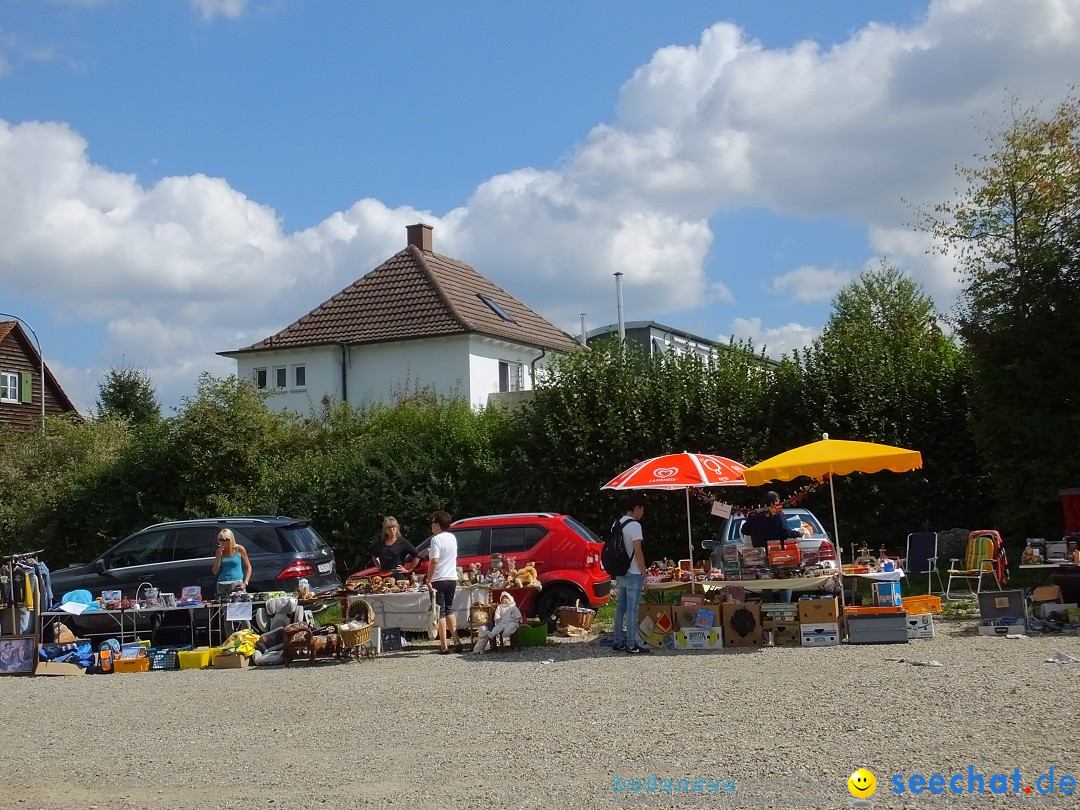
[613,573,644,647]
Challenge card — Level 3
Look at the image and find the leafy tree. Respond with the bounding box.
[95,365,161,424]
[923,96,1080,535]
[761,264,986,552]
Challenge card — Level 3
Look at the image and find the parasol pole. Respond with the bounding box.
[828,472,840,563]
[685,487,695,594]
[826,470,849,641]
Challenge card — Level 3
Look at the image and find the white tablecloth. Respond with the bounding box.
[645,575,838,593]
[845,568,905,582]
[352,585,492,638]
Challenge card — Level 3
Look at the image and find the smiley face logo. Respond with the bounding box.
[847,768,876,798]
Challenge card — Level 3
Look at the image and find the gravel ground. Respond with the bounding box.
[2,621,1079,810]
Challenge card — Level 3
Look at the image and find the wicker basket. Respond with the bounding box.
[346,597,375,624]
[337,624,373,648]
[469,603,496,626]
[558,602,596,631]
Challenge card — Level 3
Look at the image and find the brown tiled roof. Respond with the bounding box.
[234,245,581,354]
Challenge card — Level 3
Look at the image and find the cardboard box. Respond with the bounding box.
[906,613,935,639]
[801,621,840,647]
[637,605,675,649]
[763,620,801,646]
[797,595,839,624]
[722,602,762,647]
[213,653,250,669]
[673,603,720,628]
[1032,585,1062,602]
[35,661,85,676]
[672,626,724,650]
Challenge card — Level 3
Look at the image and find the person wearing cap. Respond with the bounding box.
[740,491,799,603]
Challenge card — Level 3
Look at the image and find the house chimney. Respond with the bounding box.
[406,223,433,252]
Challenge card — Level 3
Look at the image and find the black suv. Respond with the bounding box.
[52,516,341,604]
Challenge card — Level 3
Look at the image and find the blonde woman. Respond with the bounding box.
[373,517,421,581]
[212,529,252,595]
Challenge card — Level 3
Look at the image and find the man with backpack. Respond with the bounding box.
[610,493,650,654]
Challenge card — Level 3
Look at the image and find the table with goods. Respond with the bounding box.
[29,574,388,675]
[340,554,551,647]
[635,537,931,650]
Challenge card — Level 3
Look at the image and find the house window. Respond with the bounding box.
[273,366,287,390]
[0,372,18,403]
[498,361,523,393]
[293,365,306,389]
[478,293,516,324]
[254,368,268,390]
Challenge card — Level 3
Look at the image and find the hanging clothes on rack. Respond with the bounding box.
[2,550,47,638]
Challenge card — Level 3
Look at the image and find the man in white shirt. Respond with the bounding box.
[612,493,650,654]
[424,510,461,654]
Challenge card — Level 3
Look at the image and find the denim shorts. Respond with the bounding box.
[432,580,457,619]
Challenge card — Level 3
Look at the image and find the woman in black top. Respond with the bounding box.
[373,517,420,581]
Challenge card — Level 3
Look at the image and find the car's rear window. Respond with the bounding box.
[564,517,601,543]
[233,526,288,553]
[280,525,328,553]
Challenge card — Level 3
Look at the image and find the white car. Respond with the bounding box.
[702,507,839,570]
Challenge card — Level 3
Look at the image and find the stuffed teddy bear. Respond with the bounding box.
[513,563,540,588]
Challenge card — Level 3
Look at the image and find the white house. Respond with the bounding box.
[220,224,581,412]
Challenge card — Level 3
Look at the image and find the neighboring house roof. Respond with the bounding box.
[586,321,722,347]
[0,320,79,414]
[225,225,581,355]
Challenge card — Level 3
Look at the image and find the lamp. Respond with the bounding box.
[0,312,45,434]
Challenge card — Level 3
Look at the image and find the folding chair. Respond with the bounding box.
[945,530,1004,600]
[902,532,944,595]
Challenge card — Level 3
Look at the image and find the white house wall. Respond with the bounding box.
[347,336,472,406]
[233,345,339,416]
[467,335,550,408]
[232,334,563,413]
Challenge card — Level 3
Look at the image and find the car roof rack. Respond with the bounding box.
[452,512,557,522]
[141,516,285,531]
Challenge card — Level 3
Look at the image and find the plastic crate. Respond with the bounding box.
[515,621,548,647]
[113,657,150,673]
[149,647,187,671]
[178,648,212,670]
[901,595,942,615]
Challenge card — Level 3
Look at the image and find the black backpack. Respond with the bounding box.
[601,517,638,576]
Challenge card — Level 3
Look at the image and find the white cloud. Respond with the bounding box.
[190,0,248,20]
[729,317,818,360]
[771,265,851,302]
[3,0,1080,406]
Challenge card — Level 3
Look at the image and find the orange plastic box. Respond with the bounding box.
[901,595,942,615]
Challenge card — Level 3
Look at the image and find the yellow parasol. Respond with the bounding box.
[742,433,922,555]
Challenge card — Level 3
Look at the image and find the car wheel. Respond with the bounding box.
[535,585,583,631]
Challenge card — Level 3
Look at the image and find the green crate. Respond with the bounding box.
[515,621,548,647]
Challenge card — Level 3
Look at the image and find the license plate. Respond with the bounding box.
[317,561,332,574]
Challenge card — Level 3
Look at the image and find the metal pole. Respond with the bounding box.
[614,272,625,342]
[0,312,44,435]
[580,314,587,346]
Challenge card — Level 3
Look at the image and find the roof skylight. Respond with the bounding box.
[478,293,516,323]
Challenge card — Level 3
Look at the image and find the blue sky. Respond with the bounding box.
[1,0,1078,412]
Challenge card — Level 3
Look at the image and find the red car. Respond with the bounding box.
[350,512,612,627]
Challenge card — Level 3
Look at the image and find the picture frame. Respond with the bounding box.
[0,635,38,676]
